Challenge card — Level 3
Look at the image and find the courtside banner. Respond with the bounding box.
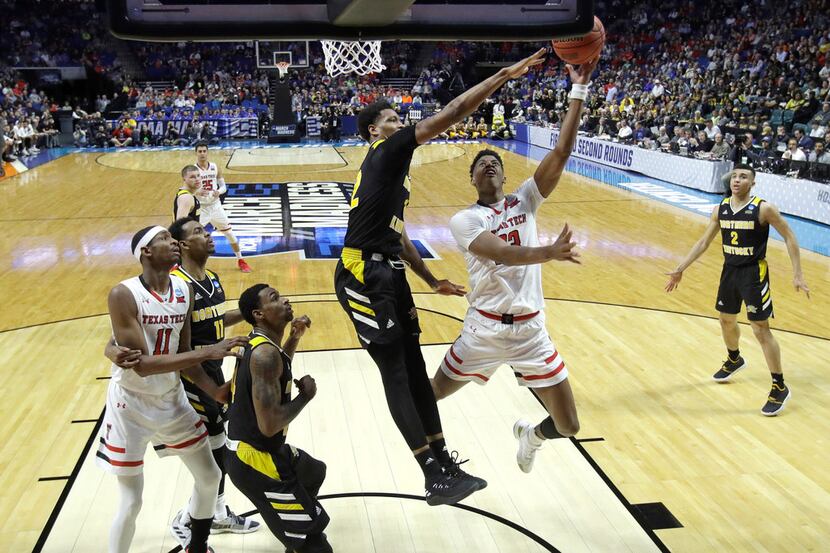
[112,117,259,139]
[754,173,830,225]
[520,124,730,193]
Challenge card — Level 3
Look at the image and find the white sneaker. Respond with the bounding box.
[513,419,542,473]
[211,506,261,534]
[170,509,191,548]
[22,149,29,156]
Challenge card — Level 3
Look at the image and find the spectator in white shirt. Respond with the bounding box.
[704,120,721,140]
[617,119,633,140]
[651,79,664,98]
[13,119,37,155]
[809,118,826,139]
[781,138,806,161]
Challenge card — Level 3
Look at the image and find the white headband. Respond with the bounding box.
[133,226,167,261]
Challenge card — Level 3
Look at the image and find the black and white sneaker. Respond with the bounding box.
[211,505,261,534]
[443,451,487,491]
[170,509,191,549]
[712,357,746,382]
[761,383,790,416]
[424,472,480,506]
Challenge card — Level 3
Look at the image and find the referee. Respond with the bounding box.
[334,48,548,505]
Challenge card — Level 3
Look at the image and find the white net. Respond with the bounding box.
[321,40,386,77]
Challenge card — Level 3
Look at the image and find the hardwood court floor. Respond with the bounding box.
[0,142,828,552]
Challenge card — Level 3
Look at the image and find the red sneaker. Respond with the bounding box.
[237,259,252,273]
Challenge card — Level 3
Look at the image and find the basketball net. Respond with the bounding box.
[276,61,291,79]
[321,40,386,77]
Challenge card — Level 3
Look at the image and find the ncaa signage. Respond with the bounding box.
[210,181,438,259]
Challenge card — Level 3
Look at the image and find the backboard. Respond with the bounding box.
[255,40,311,69]
[107,0,593,42]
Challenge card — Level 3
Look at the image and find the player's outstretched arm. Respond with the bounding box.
[250,345,315,437]
[108,284,248,377]
[400,227,466,295]
[665,206,721,292]
[534,58,599,198]
[469,222,580,266]
[761,202,810,298]
[414,48,546,145]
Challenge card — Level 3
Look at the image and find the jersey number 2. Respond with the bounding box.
[499,230,521,246]
[730,231,739,245]
[153,328,173,355]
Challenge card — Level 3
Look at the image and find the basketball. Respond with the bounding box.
[552,16,605,65]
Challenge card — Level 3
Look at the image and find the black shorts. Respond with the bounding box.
[334,248,421,346]
[181,359,227,439]
[225,443,329,551]
[716,260,773,321]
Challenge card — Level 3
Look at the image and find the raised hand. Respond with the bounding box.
[295,375,317,401]
[546,223,581,264]
[290,315,312,338]
[432,279,467,296]
[503,48,547,79]
[565,56,600,85]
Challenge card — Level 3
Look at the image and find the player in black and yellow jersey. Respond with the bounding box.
[333,48,547,503]
[226,283,331,553]
[665,164,810,415]
[174,165,202,221]
[166,217,261,543]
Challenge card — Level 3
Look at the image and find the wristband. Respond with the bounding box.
[569,83,590,101]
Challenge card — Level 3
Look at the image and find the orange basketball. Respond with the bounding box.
[552,16,605,65]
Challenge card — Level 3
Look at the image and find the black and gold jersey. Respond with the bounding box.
[343,125,419,255]
[170,266,226,347]
[227,331,293,455]
[173,188,200,221]
[718,196,768,267]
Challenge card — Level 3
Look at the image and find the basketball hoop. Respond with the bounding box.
[276,61,291,79]
[321,40,386,77]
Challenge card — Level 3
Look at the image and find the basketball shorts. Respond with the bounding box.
[225,442,329,551]
[716,260,773,321]
[181,359,227,449]
[96,382,209,476]
[440,308,569,388]
[199,201,231,232]
[334,250,421,346]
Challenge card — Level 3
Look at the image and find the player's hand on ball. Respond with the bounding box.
[295,375,317,400]
[206,336,250,359]
[566,56,600,85]
[548,223,581,264]
[664,270,683,292]
[432,279,466,296]
[291,315,312,337]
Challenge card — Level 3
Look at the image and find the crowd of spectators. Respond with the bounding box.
[3,0,122,77]
[3,0,830,182]
[468,0,830,181]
